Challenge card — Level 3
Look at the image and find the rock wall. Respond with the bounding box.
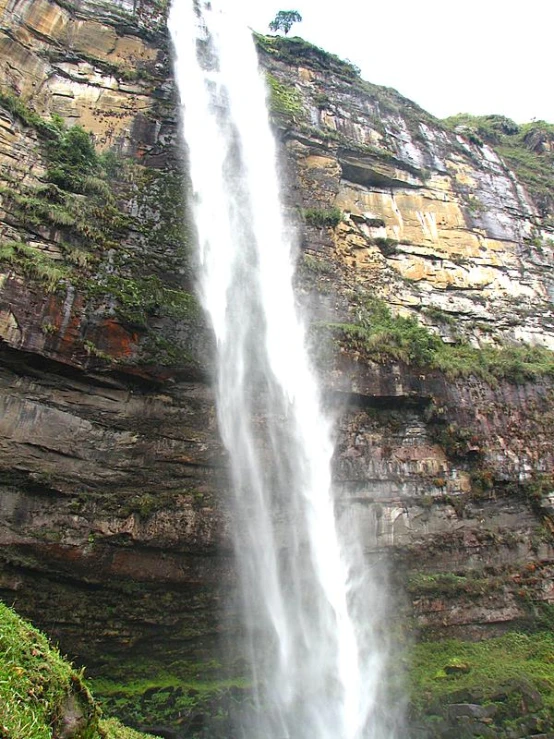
[260,38,554,349]
[1,3,554,736]
[0,0,231,704]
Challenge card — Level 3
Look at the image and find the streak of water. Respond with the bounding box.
[169,2,398,735]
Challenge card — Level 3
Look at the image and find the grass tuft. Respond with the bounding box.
[302,206,343,228]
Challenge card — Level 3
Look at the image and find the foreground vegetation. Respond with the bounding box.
[4,596,554,737]
[0,602,156,739]
[325,298,554,385]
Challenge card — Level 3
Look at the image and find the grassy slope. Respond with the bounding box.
[409,631,554,735]
[0,601,156,739]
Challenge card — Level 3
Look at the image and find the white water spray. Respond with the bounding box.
[169,2,397,736]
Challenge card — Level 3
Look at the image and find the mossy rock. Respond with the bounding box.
[0,601,157,739]
[410,631,554,736]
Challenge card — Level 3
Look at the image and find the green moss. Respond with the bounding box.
[407,571,496,598]
[100,718,159,739]
[266,73,303,120]
[130,167,191,283]
[410,631,554,717]
[325,297,554,385]
[90,673,249,731]
[302,206,343,228]
[87,274,199,329]
[138,333,197,368]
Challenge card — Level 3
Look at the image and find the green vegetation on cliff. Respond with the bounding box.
[45,123,103,195]
[0,94,199,369]
[0,601,155,739]
[0,92,62,138]
[266,72,304,120]
[0,241,72,292]
[255,33,360,80]
[326,298,554,384]
[90,672,249,735]
[0,95,131,244]
[0,94,131,275]
[302,206,343,227]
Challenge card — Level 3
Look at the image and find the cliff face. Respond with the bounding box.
[260,38,554,348]
[259,36,554,633]
[1,2,554,736]
[0,0,233,715]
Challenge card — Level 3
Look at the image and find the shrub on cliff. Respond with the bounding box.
[45,125,102,195]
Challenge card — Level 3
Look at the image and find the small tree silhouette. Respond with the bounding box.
[269,10,303,35]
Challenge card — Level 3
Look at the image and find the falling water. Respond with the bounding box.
[169,1,397,736]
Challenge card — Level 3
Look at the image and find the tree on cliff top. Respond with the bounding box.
[269,10,303,35]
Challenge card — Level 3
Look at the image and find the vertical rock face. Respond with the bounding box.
[259,38,554,349]
[0,0,230,684]
[0,0,208,377]
[0,0,164,148]
[258,39,554,643]
[0,2,554,735]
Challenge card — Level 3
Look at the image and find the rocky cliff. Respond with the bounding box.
[1,1,554,736]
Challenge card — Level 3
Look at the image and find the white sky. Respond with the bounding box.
[238,0,552,124]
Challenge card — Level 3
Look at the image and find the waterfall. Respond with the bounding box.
[169,1,397,736]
